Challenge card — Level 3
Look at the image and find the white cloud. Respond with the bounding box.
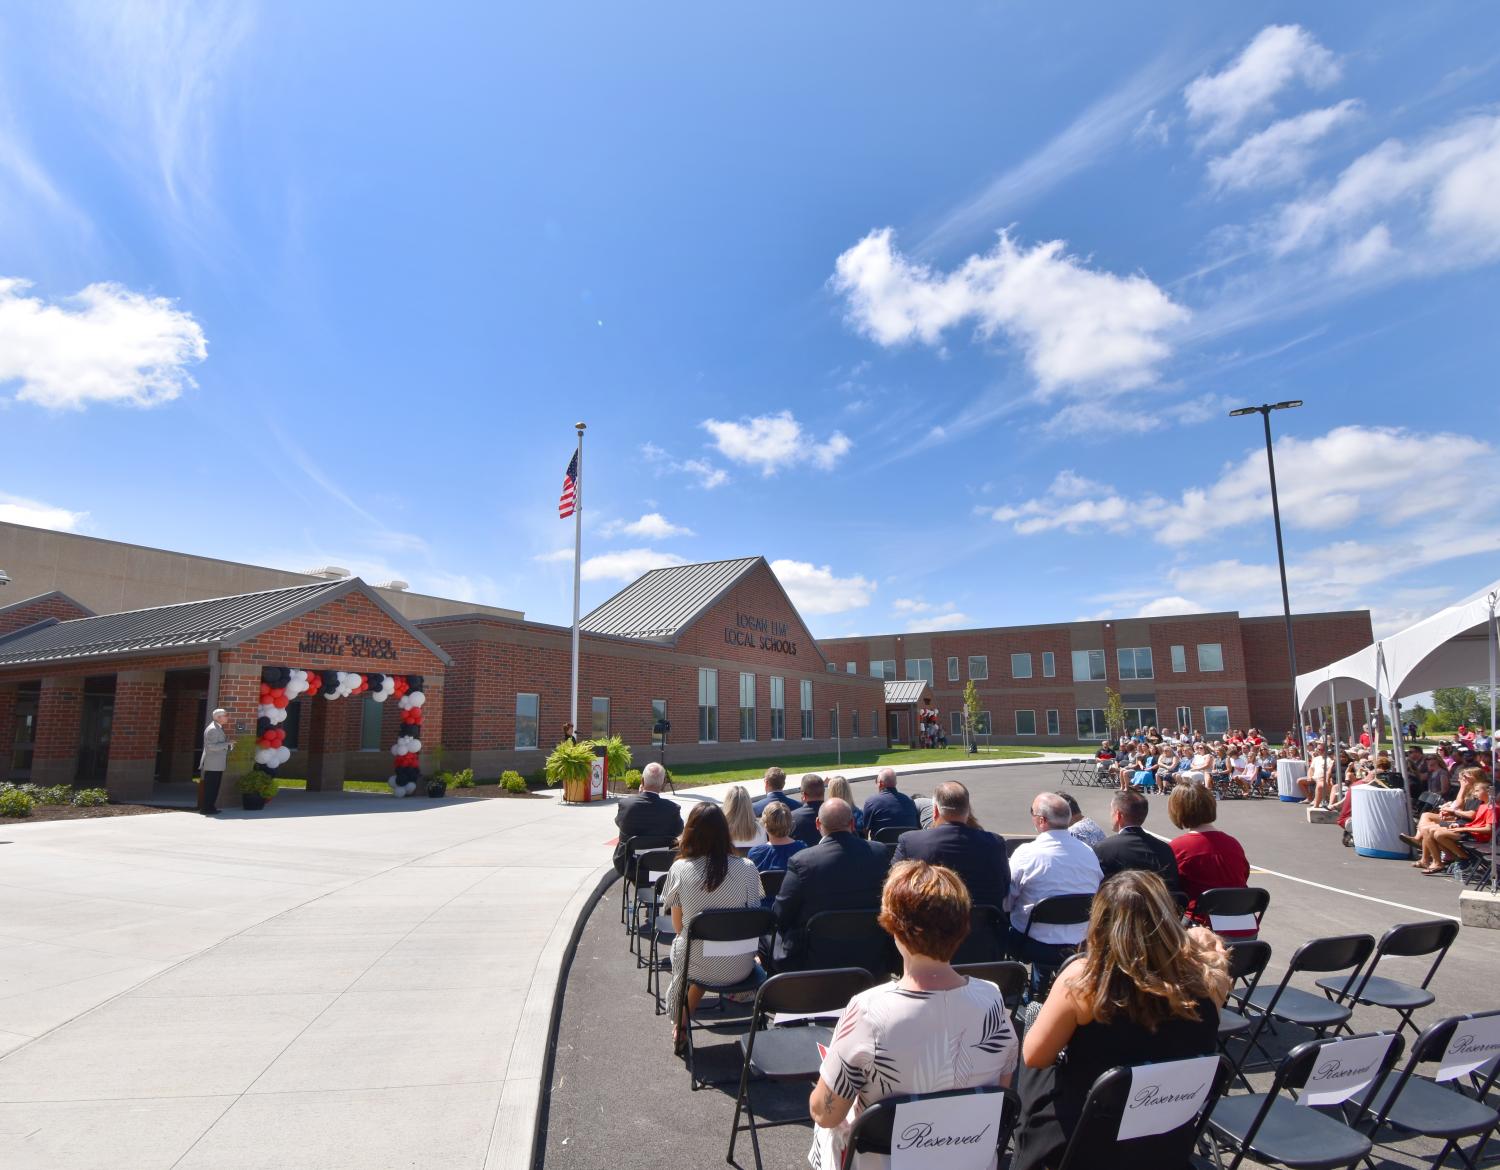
[832,229,1188,393]
[1207,100,1360,192]
[906,611,970,632]
[1136,595,1204,618]
[770,559,875,615]
[0,278,207,409]
[0,492,87,531]
[1185,24,1340,144]
[1271,113,1500,270]
[579,548,687,582]
[892,597,933,613]
[701,411,852,474]
[988,425,1493,546]
[1334,224,1396,275]
[602,512,694,540]
[1133,108,1171,147]
[639,442,729,489]
[533,549,574,564]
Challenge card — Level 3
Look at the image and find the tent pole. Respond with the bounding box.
[1330,681,1340,769]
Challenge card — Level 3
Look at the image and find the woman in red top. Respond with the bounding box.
[1415,781,1493,874]
[1168,785,1250,925]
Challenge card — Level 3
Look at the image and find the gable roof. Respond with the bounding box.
[0,590,95,622]
[0,578,452,668]
[580,556,762,642]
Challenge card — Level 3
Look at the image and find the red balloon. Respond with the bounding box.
[392,677,409,696]
[272,694,289,709]
[271,687,286,699]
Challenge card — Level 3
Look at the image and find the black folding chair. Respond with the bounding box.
[618,834,675,925]
[627,847,677,961]
[677,907,774,1090]
[871,824,918,845]
[726,967,877,1170]
[1218,940,1272,1089]
[1004,835,1033,857]
[1206,1032,1404,1170]
[1352,1010,1500,1170]
[1191,887,1270,938]
[1056,1054,1232,1169]
[1316,919,1459,1038]
[1239,933,1375,1072]
[1015,892,1094,997]
[840,1085,1020,1169]
[643,874,676,1014]
[951,903,1007,965]
[954,960,1028,1018]
[757,869,785,900]
[803,908,896,980]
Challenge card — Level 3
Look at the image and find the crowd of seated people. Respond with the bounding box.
[1095,725,1280,799]
[614,762,1257,1167]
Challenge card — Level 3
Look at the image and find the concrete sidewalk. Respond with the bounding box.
[0,788,620,1170]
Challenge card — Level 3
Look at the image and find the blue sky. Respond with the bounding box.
[1,2,1497,638]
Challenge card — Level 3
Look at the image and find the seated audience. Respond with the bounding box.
[1229,749,1257,798]
[773,798,891,970]
[826,774,865,835]
[661,803,764,1051]
[746,802,806,872]
[914,794,935,828]
[789,773,827,847]
[892,781,1011,908]
[612,761,682,874]
[1127,747,1158,793]
[1186,745,1214,785]
[1012,870,1229,1170]
[1410,779,1493,874]
[722,783,767,851]
[1005,793,1103,973]
[1298,745,1327,803]
[1168,785,1250,925]
[1057,790,1106,847]
[1093,788,1183,902]
[809,860,1019,1170]
[861,767,921,838]
[750,765,801,815]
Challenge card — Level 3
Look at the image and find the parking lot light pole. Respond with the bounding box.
[1230,400,1305,754]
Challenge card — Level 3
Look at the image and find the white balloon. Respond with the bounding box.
[290,669,306,683]
[407,738,422,754]
[409,691,426,707]
[255,747,273,765]
[276,746,291,765]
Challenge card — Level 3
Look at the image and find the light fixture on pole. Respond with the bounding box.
[1229,400,1304,752]
[0,568,11,587]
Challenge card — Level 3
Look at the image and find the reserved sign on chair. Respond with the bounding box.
[889,1093,1004,1170]
[1438,1015,1500,1081]
[1302,1034,1395,1106]
[1119,1055,1218,1140]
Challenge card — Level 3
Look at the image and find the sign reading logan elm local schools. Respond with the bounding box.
[1118,1054,1219,1141]
[295,630,399,659]
[723,612,798,656]
[888,1092,1003,1170]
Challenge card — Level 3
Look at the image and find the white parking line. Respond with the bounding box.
[1247,865,1460,922]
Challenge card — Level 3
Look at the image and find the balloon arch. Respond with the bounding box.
[255,667,428,796]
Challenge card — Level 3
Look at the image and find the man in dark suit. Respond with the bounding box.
[612,761,682,874]
[751,765,802,816]
[773,798,890,970]
[788,773,826,847]
[861,767,920,838]
[891,781,1009,908]
[1092,788,1182,901]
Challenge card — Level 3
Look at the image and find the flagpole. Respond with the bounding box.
[570,422,586,736]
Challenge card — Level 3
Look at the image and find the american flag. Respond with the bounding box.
[558,451,579,519]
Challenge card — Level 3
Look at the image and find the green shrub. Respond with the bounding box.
[545,739,596,787]
[239,770,279,799]
[72,788,109,807]
[623,769,643,790]
[500,771,528,794]
[587,735,633,779]
[35,784,75,806]
[0,789,33,817]
[448,768,475,789]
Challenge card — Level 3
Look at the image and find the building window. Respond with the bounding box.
[738,671,756,742]
[1071,649,1107,682]
[1076,708,1108,739]
[698,668,718,743]
[1042,651,1055,678]
[360,695,383,751]
[852,710,860,737]
[1122,707,1159,733]
[827,662,837,672]
[1197,643,1224,672]
[800,679,813,739]
[652,699,667,736]
[1170,645,1187,673]
[1015,709,1037,736]
[974,711,992,735]
[591,696,610,738]
[950,711,963,736]
[1175,705,1192,733]
[869,659,896,680]
[1010,653,1032,679]
[947,656,959,682]
[1203,705,1230,736]
[1046,709,1060,736]
[904,658,933,682]
[829,708,839,739]
[846,661,856,674]
[515,693,539,750]
[770,677,785,741]
[968,655,989,681]
[1117,647,1154,680]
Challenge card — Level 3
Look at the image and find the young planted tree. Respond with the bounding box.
[963,679,983,754]
[1104,687,1126,741]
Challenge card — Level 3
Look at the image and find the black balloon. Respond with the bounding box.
[366,673,385,693]
[406,675,424,693]
[321,670,340,693]
[257,716,272,734]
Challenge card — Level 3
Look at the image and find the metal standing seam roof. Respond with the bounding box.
[883,679,929,705]
[0,579,347,666]
[579,556,762,641]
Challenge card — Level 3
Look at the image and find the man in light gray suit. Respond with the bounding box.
[198,708,234,816]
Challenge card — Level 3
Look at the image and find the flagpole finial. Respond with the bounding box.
[575,421,587,433]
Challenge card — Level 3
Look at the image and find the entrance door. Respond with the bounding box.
[8,696,37,782]
[76,695,114,784]
[887,710,905,743]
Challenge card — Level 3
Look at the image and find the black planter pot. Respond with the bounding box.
[241,793,267,811]
[426,781,447,799]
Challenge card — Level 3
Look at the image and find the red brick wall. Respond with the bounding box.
[109,672,165,764]
[1240,611,1374,733]
[0,685,16,767]
[0,593,92,637]
[31,677,83,762]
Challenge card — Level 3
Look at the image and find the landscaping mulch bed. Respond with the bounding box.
[445,784,550,800]
[0,803,180,826]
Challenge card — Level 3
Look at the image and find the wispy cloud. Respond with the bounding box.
[640,442,729,489]
[1206,100,1361,193]
[1185,24,1341,144]
[0,491,88,531]
[702,411,852,474]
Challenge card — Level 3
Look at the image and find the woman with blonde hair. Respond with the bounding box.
[721,784,766,852]
[825,774,865,835]
[1012,869,1229,1170]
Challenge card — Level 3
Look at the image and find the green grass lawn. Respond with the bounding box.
[653,742,1092,789]
[274,778,392,794]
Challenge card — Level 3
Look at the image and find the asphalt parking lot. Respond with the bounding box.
[539,760,1500,1170]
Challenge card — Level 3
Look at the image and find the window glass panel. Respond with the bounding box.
[1042,652,1055,678]
[974,711,991,735]
[1071,649,1106,681]
[845,661,855,674]
[1010,653,1032,679]
[770,677,785,741]
[1015,709,1036,735]
[1170,645,1187,673]
[800,680,813,738]
[591,696,609,738]
[1175,705,1192,733]
[852,710,860,737]
[1046,709,1060,736]
[1204,705,1230,735]
[1197,643,1224,672]
[739,672,756,741]
[360,695,383,751]
[1122,707,1159,733]
[829,709,839,738]
[1076,708,1107,739]
[698,668,718,742]
[904,658,933,682]
[1117,647,1154,680]
[515,694,539,750]
[652,698,667,725]
[968,656,989,681]
[950,711,963,735]
[947,656,960,681]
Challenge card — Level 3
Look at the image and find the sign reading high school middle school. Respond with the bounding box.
[295,630,399,660]
[724,612,798,656]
